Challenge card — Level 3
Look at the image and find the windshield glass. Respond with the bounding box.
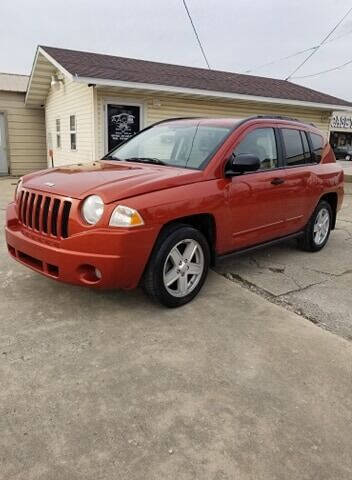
[107,121,232,170]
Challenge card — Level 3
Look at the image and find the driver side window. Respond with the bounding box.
[233,128,278,170]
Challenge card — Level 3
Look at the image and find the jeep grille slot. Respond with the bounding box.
[18,189,71,239]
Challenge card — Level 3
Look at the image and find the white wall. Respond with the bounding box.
[45,77,94,166]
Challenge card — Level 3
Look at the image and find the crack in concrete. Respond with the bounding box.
[301,266,352,279]
[220,267,351,341]
[222,272,323,327]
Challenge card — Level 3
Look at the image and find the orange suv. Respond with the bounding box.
[6,116,344,307]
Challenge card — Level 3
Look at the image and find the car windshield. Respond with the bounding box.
[106,121,233,170]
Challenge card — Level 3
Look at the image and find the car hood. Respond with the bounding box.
[22,160,204,203]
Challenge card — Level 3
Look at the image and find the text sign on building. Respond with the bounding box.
[107,104,141,151]
[330,112,352,131]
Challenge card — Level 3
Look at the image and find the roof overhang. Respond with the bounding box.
[25,46,352,112]
[74,75,352,112]
[25,47,73,107]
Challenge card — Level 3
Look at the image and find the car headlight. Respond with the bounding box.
[109,205,144,227]
[15,178,23,202]
[81,195,104,225]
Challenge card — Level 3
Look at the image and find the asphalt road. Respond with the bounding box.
[1,178,352,480]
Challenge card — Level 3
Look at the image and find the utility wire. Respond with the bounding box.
[291,58,352,79]
[285,6,352,80]
[244,28,352,75]
[244,46,317,74]
[182,0,211,69]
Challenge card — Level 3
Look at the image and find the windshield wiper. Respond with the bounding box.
[124,157,166,165]
[103,154,120,160]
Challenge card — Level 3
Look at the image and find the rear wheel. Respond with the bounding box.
[298,200,332,252]
[143,224,210,307]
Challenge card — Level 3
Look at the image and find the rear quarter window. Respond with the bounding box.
[309,133,324,163]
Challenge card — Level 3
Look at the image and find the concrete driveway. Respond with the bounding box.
[1,178,352,480]
[216,192,352,339]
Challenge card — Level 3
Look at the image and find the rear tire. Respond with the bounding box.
[298,200,332,252]
[143,224,210,307]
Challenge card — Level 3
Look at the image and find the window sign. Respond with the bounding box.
[107,104,141,151]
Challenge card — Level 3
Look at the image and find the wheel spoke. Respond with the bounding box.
[170,247,183,266]
[177,275,188,295]
[183,241,197,262]
[164,267,180,287]
[188,263,202,275]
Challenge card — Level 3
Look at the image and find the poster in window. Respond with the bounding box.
[107,104,141,151]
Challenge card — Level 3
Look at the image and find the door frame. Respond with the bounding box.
[0,111,10,175]
[103,97,145,154]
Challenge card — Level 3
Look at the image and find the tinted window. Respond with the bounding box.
[310,133,324,163]
[282,129,305,166]
[233,128,278,170]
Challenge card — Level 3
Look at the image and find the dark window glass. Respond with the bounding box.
[233,128,278,170]
[310,133,324,163]
[282,128,305,166]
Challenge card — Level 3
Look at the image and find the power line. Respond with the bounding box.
[244,28,352,75]
[285,6,352,80]
[244,46,317,74]
[291,58,352,79]
[182,0,211,69]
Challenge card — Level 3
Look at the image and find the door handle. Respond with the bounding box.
[271,177,285,185]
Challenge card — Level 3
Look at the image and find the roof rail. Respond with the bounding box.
[253,114,316,127]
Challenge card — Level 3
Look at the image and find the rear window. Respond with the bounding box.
[309,133,324,163]
[281,129,305,166]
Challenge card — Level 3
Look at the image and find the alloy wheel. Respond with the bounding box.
[313,208,330,246]
[163,239,205,298]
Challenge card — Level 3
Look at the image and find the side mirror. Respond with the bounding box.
[225,153,260,176]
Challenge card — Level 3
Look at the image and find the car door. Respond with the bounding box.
[226,124,288,250]
[278,127,314,235]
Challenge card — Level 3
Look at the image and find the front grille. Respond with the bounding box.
[18,190,72,239]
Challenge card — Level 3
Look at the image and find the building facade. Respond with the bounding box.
[329,111,352,148]
[8,45,352,171]
[0,73,46,176]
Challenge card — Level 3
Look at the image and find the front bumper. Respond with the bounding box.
[5,202,158,289]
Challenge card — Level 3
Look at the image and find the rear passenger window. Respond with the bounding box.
[281,129,305,166]
[310,133,324,163]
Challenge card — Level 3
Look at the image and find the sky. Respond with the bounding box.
[1,0,352,101]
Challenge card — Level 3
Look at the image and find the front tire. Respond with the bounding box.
[143,224,210,307]
[298,200,332,252]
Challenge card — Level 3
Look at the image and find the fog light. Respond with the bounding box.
[77,264,102,284]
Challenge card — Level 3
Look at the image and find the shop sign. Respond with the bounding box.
[330,113,352,130]
[107,104,141,151]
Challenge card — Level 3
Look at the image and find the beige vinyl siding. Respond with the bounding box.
[0,90,46,175]
[96,89,331,157]
[45,77,94,166]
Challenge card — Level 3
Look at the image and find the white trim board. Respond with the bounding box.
[74,75,352,112]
